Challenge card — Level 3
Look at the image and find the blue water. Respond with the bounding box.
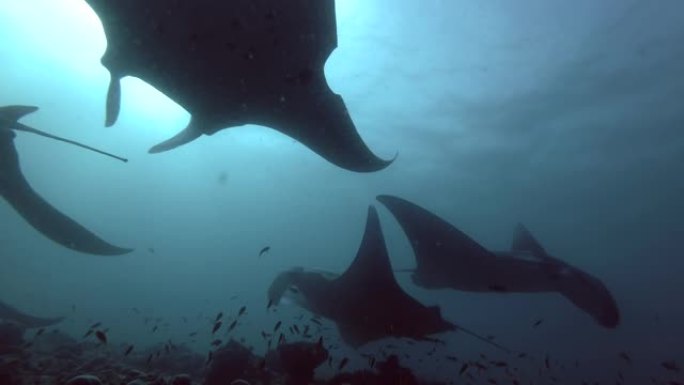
[1,0,683,383]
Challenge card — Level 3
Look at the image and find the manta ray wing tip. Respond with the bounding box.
[364,151,397,172]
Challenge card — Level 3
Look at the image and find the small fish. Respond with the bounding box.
[545,355,550,369]
[662,361,681,372]
[152,325,158,333]
[288,286,300,294]
[206,351,213,365]
[533,319,543,328]
[369,356,376,368]
[259,246,271,256]
[238,306,246,316]
[189,331,198,337]
[83,329,94,339]
[215,312,223,322]
[211,339,222,347]
[124,345,134,356]
[35,328,45,337]
[293,324,300,334]
[278,333,286,345]
[459,363,469,375]
[267,300,274,309]
[148,247,155,253]
[90,322,102,329]
[147,354,153,365]
[212,321,222,334]
[310,318,322,326]
[274,321,282,332]
[446,355,458,362]
[71,304,76,313]
[95,330,107,345]
[338,357,349,371]
[228,320,238,332]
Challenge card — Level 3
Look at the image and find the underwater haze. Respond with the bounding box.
[1,0,684,383]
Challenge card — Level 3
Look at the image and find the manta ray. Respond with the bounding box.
[376,195,620,329]
[85,0,393,172]
[0,299,63,329]
[268,206,454,347]
[0,105,132,256]
[268,206,511,352]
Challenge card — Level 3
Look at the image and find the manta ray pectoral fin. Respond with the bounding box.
[0,300,64,329]
[511,223,550,260]
[148,118,202,154]
[0,106,39,126]
[105,73,121,127]
[278,87,395,172]
[3,174,133,256]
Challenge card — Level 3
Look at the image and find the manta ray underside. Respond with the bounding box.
[268,206,455,348]
[0,299,63,329]
[376,194,620,328]
[0,105,132,256]
[85,0,393,172]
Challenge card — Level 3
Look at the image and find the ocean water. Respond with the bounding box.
[1,0,683,383]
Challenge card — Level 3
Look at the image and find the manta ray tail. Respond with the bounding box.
[453,323,512,354]
[0,105,127,162]
[148,118,203,154]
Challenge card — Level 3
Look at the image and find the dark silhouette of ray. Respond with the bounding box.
[0,105,132,256]
[85,0,393,172]
[268,206,454,348]
[377,194,620,328]
[0,299,63,329]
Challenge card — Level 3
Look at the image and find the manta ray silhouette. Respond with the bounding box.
[376,194,620,329]
[0,105,132,256]
[0,299,63,329]
[85,0,393,172]
[268,206,454,347]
